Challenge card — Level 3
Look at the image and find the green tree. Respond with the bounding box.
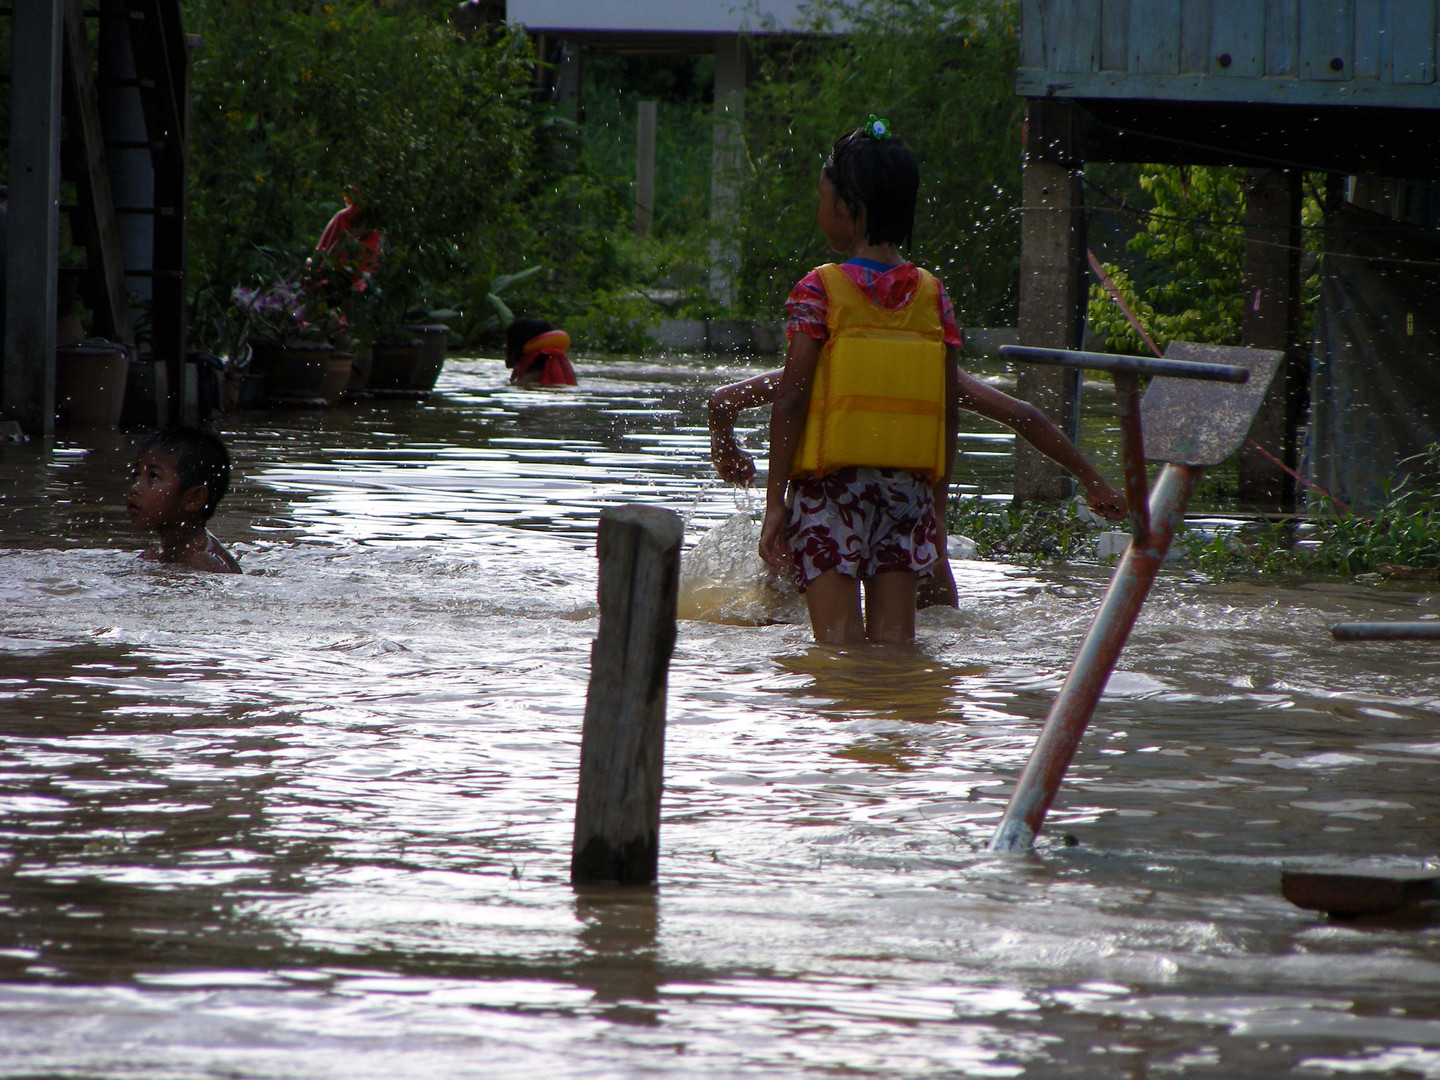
[737,0,1024,327]
[185,0,535,349]
[1086,165,1247,354]
[1087,165,1324,355]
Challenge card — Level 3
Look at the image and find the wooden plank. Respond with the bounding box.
[1020,0,1046,69]
[4,0,63,437]
[571,506,683,888]
[1061,0,1103,73]
[1266,0,1300,76]
[1211,0,1267,76]
[1352,0,1383,80]
[1015,100,1084,504]
[1283,866,1440,918]
[1238,169,1303,509]
[1130,0,1182,73]
[1100,0,1130,70]
[1389,0,1436,83]
[61,0,133,347]
[1299,0,1354,80]
[1045,0,1102,74]
[1180,0,1213,73]
[125,0,190,422]
[1012,68,1440,106]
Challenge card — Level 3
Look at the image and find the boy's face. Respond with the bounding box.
[126,449,206,532]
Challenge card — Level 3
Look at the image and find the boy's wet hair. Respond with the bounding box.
[505,316,554,369]
[138,427,231,520]
[822,127,920,248]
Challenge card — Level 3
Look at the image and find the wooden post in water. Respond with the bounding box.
[572,505,683,887]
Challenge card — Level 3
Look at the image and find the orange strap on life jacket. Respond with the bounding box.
[522,329,570,358]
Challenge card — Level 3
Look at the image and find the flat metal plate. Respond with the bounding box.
[1141,342,1283,466]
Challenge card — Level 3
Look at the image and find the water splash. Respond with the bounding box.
[679,510,803,626]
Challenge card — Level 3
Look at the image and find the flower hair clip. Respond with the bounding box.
[864,114,892,140]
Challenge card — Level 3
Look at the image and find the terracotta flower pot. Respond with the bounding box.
[347,343,374,392]
[321,352,354,405]
[367,339,423,393]
[250,341,333,403]
[55,341,129,429]
[400,324,449,392]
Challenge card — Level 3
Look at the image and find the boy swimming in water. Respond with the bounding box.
[125,427,241,574]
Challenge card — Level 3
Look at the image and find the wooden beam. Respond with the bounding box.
[1014,100,1086,504]
[4,0,63,437]
[572,506,682,888]
[61,0,133,347]
[1237,168,1303,509]
[124,0,190,422]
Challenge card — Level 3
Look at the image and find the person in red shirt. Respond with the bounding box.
[505,317,577,387]
[315,191,383,290]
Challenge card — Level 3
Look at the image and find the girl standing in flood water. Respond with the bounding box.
[758,118,1125,645]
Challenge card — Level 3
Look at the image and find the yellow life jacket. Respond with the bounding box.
[791,262,947,482]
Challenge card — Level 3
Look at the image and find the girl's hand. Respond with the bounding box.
[758,504,791,570]
[711,437,756,485]
[1085,478,1128,521]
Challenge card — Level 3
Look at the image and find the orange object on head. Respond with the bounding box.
[522,329,570,358]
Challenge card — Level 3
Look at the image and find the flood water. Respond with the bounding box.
[2,352,1439,1079]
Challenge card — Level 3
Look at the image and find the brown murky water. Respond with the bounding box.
[1,354,1439,1078]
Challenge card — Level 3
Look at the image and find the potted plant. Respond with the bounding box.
[231,278,335,404]
[354,250,426,395]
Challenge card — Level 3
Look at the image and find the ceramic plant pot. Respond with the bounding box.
[55,340,129,429]
[347,343,374,392]
[367,339,423,394]
[321,352,354,405]
[250,341,333,404]
[399,324,450,392]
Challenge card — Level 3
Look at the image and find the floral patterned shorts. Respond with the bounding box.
[786,466,941,592]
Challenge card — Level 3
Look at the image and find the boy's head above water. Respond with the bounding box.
[127,427,230,528]
[126,427,241,573]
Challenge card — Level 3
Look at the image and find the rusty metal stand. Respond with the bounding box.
[989,342,1282,853]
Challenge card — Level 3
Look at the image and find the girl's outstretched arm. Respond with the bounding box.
[759,336,822,570]
[955,368,1128,520]
[708,371,781,485]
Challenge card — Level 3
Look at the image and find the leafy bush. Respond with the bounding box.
[946,495,1107,563]
[185,0,535,353]
[737,0,1024,327]
[1087,165,1326,355]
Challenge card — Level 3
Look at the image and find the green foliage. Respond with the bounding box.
[185,0,535,353]
[1087,165,1327,356]
[1087,166,1247,354]
[1181,445,1440,582]
[946,495,1107,563]
[738,0,1024,326]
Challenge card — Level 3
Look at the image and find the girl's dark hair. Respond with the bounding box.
[139,427,231,519]
[505,316,554,369]
[822,127,920,248]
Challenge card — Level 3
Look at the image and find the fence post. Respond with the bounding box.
[571,505,683,887]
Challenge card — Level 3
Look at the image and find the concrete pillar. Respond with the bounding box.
[635,100,657,236]
[4,0,64,437]
[708,34,745,307]
[1238,168,1304,510]
[1014,101,1085,504]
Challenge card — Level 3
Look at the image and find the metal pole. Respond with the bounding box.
[989,462,1201,853]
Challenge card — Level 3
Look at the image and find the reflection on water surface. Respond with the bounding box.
[1,354,1439,1078]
